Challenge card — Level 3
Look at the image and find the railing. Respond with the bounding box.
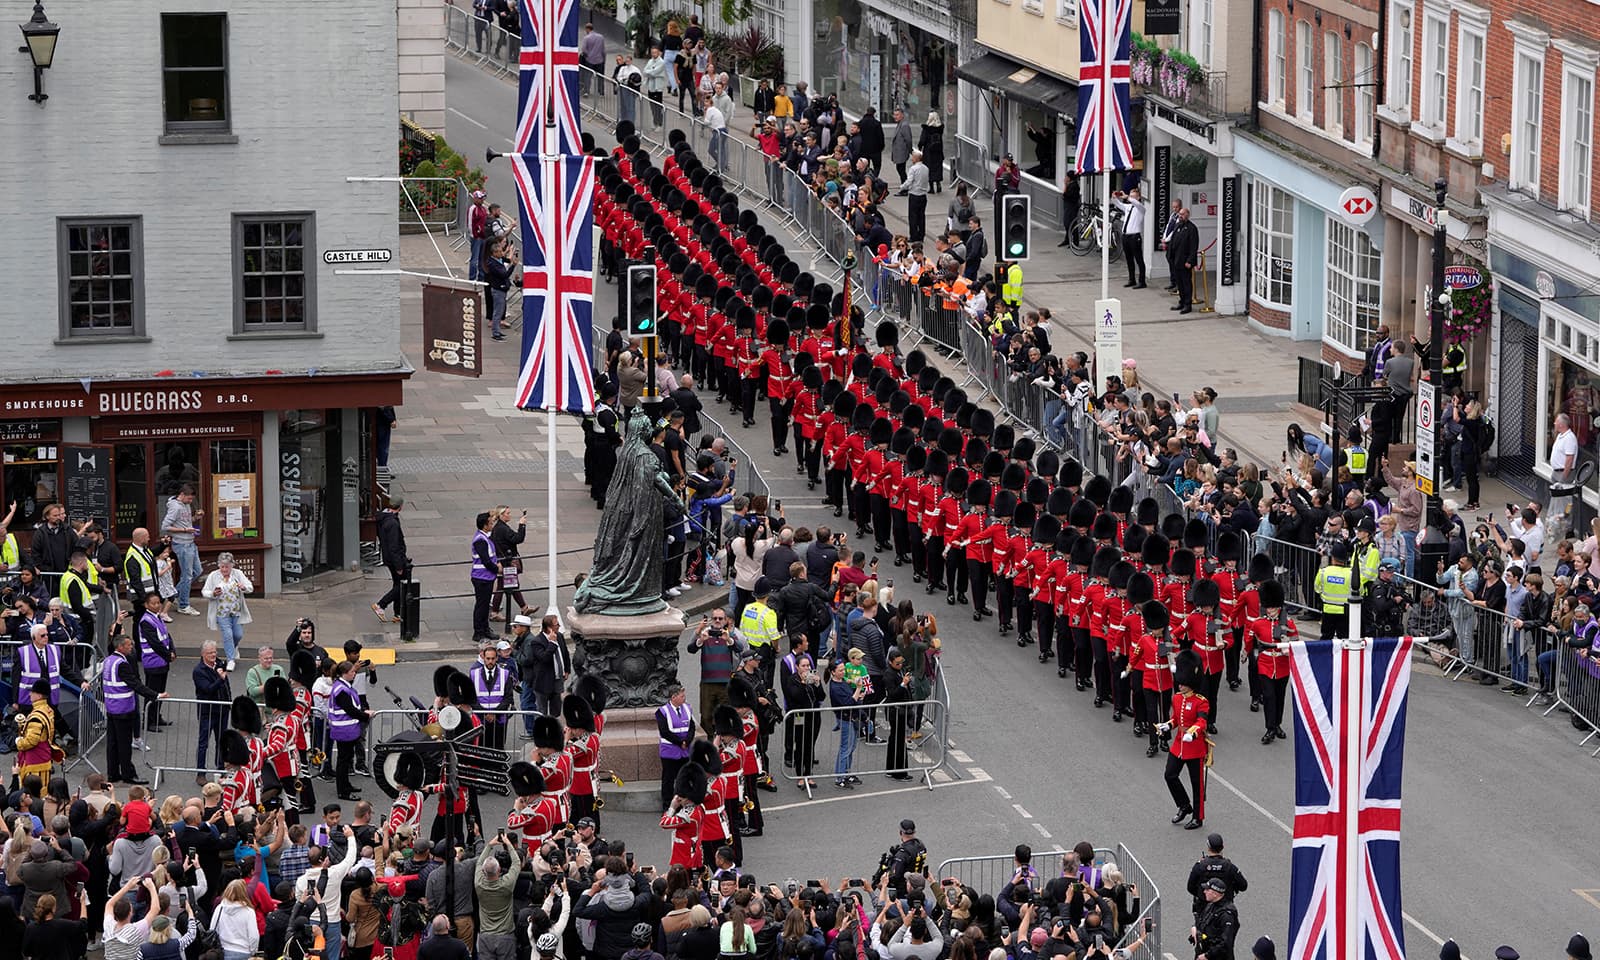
[935,843,1161,960]
[1143,71,1233,120]
[444,3,520,80]
[776,697,948,797]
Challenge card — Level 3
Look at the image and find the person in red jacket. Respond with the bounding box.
[884,431,912,565]
[824,392,855,517]
[1183,578,1230,732]
[1085,545,1117,702]
[766,319,794,456]
[1250,580,1295,744]
[1135,599,1175,757]
[993,497,1026,637]
[935,467,969,603]
[1119,572,1155,724]
[918,451,951,593]
[1211,531,1247,692]
[1016,513,1053,651]
[793,364,824,484]
[949,479,991,615]
[1239,553,1274,713]
[660,762,709,870]
[1162,650,1209,829]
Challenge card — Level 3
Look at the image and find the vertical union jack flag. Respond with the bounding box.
[1286,635,1413,960]
[513,154,596,413]
[517,0,582,155]
[1074,0,1134,173]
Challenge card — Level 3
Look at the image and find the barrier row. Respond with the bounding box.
[775,697,947,797]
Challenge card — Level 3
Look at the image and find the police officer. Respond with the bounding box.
[999,259,1023,314]
[739,577,781,690]
[58,550,102,645]
[1342,424,1368,483]
[123,528,159,604]
[1350,519,1380,597]
[1186,833,1248,920]
[877,819,928,899]
[1365,559,1409,636]
[1314,541,1354,640]
[1441,342,1467,393]
[1191,878,1240,960]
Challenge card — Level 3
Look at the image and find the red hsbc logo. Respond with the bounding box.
[1344,197,1373,215]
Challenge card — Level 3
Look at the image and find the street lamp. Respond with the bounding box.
[18,1,60,106]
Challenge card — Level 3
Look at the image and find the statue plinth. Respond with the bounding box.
[567,604,689,790]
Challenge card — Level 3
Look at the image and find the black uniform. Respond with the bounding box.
[1193,898,1239,960]
[1186,854,1248,917]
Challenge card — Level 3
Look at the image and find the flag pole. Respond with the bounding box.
[1343,637,1364,960]
[1098,0,1112,304]
[542,0,562,629]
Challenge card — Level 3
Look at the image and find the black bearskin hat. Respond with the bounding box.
[1170,548,1197,578]
[510,761,547,797]
[1192,578,1221,610]
[1127,571,1156,606]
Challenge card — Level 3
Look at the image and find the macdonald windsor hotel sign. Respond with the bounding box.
[0,373,407,417]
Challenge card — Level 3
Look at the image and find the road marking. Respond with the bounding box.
[994,786,1012,800]
[1011,803,1033,819]
[930,768,952,783]
[1210,769,1462,957]
[1575,890,1600,914]
[966,767,988,779]
[448,107,487,129]
[1031,822,1052,839]
[950,750,974,763]
[762,769,992,812]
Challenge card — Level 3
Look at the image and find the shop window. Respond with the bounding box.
[114,445,149,541]
[236,215,314,332]
[1547,351,1599,479]
[1250,184,1294,307]
[162,13,229,132]
[1016,105,1056,180]
[210,439,260,539]
[1325,220,1382,354]
[2,445,59,530]
[58,218,143,338]
[1387,2,1413,114]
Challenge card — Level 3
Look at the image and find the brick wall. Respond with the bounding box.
[0,0,404,384]
[1249,299,1292,330]
[1257,0,1380,153]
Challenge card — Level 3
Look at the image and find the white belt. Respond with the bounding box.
[574,764,597,774]
[1195,642,1225,651]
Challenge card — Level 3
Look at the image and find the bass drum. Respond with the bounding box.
[373,729,446,800]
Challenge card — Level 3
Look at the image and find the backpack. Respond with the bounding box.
[1480,416,1496,452]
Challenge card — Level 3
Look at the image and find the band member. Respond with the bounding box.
[507,761,560,854]
[1135,599,1174,758]
[384,754,427,836]
[263,676,312,816]
[1251,580,1295,745]
[712,706,748,864]
[231,695,266,798]
[564,693,601,829]
[1212,531,1246,692]
[660,762,709,870]
[289,651,321,779]
[14,680,57,784]
[1240,554,1275,712]
[690,740,729,867]
[1185,578,1230,731]
[532,714,572,824]
[218,729,257,814]
[1162,650,1209,830]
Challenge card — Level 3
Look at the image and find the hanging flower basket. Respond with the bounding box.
[1130,33,1208,103]
[1444,264,1494,343]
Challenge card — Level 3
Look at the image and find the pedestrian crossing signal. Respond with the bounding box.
[1001,195,1032,261]
[626,264,658,336]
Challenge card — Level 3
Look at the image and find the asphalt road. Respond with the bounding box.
[374,55,1600,960]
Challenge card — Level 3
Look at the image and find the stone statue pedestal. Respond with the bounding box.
[567,605,688,793]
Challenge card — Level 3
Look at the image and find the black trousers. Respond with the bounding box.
[1262,676,1289,733]
[1246,649,1263,703]
[1119,663,1141,719]
[1145,688,1170,747]
[924,535,945,589]
[966,559,990,613]
[908,193,927,242]
[891,511,911,562]
[1054,622,1074,669]
[1123,232,1146,284]
[144,668,168,727]
[571,793,599,832]
[107,712,138,781]
[1015,588,1034,637]
[377,563,407,611]
[871,494,892,549]
[1035,602,1055,656]
[1164,753,1205,819]
[885,703,910,770]
[1074,626,1094,680]
[740,378,759,424]
[1226,628,1243,684]
[1176,262,1194,308]
[334,737,359,796]
[1092,635,1113,701]
[944,547,968,598]
[472,577,495,639]
[825,467,848,510]
[660,756,685,810]
[196,703,228,770]
[995,579,1014,627]
[1320,607,1349,640]
[770,398,790,451]
[852,482,872,531]
[1200,672,1223,727]
[480,718,508,752]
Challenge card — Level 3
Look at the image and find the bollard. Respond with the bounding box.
[401,578,422,642]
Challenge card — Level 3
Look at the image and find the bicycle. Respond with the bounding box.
[1066,201,1124,261]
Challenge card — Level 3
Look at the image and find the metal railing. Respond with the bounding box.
[1143,71,1233,119]
[776,697,948,797]
[444,3,520,80]
[935,843,1161,960]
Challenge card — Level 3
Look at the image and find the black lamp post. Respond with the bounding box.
[19,1,60,105]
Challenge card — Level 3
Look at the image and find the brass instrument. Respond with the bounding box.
[305,747,327,768]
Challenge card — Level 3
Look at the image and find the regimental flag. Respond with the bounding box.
[1074,0,1135,173]
[513,154,596,413]
[517,0,583,155]
[1286,636,1414,960]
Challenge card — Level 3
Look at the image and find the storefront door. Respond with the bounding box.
[279,410,345,585]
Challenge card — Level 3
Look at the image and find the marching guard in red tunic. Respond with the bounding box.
[1162,650,1210,830]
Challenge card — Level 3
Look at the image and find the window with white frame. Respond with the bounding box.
[1561,65,1594,215]
[1022,0,1043,14]
[1251,184,1295,307]
[1056,0,1076,25]
[1387,1,1413,113]
[1325,220,1382,353]
[1296,20,1313,121]
[1190,0,1214,68]
[1454,25,1486,149]
[1511,47,1544,191]
[1419,8,1450,130]
[1324,32,1343,135]
[1354,42,1376,145]
[1268,10,1287,107]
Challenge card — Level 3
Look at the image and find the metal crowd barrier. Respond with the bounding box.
[1549,646,1600,752]
[775,697,947,798]
[935,843,1161,960]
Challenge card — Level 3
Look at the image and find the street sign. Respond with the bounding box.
[1093,298,1123,393]
[1444,264,1482,290]
[1336,185,1379,226]
[1414,382,1437,495]
[421,283,483,378]
[323,249,393,264]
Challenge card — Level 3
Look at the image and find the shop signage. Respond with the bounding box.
[1536,270,1557,299]
[1444,265,1482,290]
[1336,184,1379,226]
[322,249,393,264]
[0,374,405,415]
[98,421,250,441]
[0,420,60,443]
[1152,146,1171,245]
[1148,101,1217,143]
[422,283,484,378]
[62,444,113,531]
[1414,382,1437,495]
[279,445,318,585]
[1220,176,1239,285]
[1144,0,1181,35]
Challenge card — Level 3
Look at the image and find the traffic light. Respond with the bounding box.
[1000,194,1032,261]
[625,264,658,336]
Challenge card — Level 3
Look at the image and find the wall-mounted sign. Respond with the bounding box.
[1337,185,1379,226]
[1444,265,1482,290]
[421,284,484,378]
[1220,176,1239,285]
[1144,0,1181,35]
[62,445,113,531]
[323,249,393,264]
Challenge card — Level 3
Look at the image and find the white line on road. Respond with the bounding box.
[448,107,487,129]
[1031,822,1052,839]
[762,770,993,812]
[1011,803,1033,819]
[966,767,988,779]
[950,750,974,763]
[994,786,1012,800]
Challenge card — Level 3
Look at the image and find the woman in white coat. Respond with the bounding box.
[202,552,253,672]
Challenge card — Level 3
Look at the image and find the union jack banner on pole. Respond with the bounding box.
[512,154,596,413]
[1286,635,1413,960]
[517,0,583,155]
[1074,0,1135,173]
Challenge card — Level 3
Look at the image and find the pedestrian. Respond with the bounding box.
[489,505,532,623]
[326,660,371,801]
[122,527,159,605]
[644,47,668,126]
[1169,207,1199,313]
[469,511,500,642]
[904,150,930,243]
[372,497,410,624]
[1109,188,1147,288]
[918,113,945,194]
[662,20,683,94]
[580,23,606,95]
[103,627,167,786]
[29,502,72,592]
[890,108,913,184]
[192,640,231,777]
[468,190,489,282]
[483,237,517,342]
[858,106,885,174]
[152,542,178,621]
[689,610,745,730]
[703,93,728,171]
[1159,199,1181,288]
[964,216,987,282]
[1186,833,1248,919]
[135,591,175,729]
[525,614,571,717]
[827,659,864,788]
[160,485,203,616]
[202,552,252,672]
[470,639,514,752]
[657,683,697,809]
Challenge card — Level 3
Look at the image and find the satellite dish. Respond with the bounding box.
[437,704,462,732]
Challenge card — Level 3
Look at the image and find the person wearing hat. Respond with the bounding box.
[1249,581,1296,744]
[661,761,710,869]
[1365,557,1409,638]
[1190,877,1238,960]
[14,679,57,785]
[1186,832,1248,920]
[1159,649,1208,829]
[1251,935,1277,960]
[1314,540,1355,640]
[739,577,782,689]
[264,674,313,815]
[1569,933,1593,960]
[468,189,490,282]
[565,691,603,829]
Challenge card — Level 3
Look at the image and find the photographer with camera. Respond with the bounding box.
[688,610,746,732]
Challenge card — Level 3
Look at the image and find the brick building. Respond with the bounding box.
[0,1,410,593]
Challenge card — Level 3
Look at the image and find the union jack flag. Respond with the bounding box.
[1074,0,1135,173]
[517,0,583,155]
[513,154,596,413]
[1287,635,1414,960]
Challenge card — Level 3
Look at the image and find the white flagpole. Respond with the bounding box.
[542,0,562,629]
[1343,641,1364,960]
[1098,0,1112,303]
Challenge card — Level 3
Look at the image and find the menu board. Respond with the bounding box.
[61,444,113,530]
[212,472,258,538]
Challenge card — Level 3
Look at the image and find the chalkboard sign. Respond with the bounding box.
[62,444,113,531]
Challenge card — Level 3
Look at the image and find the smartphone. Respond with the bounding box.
[806,879,823,888]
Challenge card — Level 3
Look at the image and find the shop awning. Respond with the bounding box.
[956,53,1078,116]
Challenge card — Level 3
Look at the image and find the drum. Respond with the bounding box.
[374,729,446,799]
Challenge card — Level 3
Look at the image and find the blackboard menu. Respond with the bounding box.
[62,444,113,530]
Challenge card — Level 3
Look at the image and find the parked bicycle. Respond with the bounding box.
[1067,200,1124,260]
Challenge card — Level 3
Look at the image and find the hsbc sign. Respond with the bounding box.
[1336,185,1379,226]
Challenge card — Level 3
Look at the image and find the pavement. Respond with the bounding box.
[429,49,1600,960]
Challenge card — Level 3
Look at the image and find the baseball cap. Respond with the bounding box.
[899,818,916,833]
[1380,557,1400,570]
[576,817,597,829]
[1029,929,1048,948]
[1203,877,1227,893]
[496,640,513,653]
[471,190,486,199]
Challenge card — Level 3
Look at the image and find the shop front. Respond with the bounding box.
[0,372,405,594]
[1144,95,1246,314]
[1485,189,1600,507]
[1235,133,1384,361]
[812,0,956,123]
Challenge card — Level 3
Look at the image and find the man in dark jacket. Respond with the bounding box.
[29,503,73,589]
[670,375,704,435]
[524,614,571,717]
[963,217,987,282]
[1191,879,1240,960]
[858,107,885,174]
[575,857,652,960]
[373,498,411,624]
[1169,208,1200,315]
[774,565,829,642]
[805,529,841,588]
[1185,833,1248,919]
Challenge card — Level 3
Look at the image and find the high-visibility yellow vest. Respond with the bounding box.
[1001,264,1023,305]
[1354,543,1379,594]
[1442,345,1466,375]
[1315,564,1353,612]
[59,570,92,608]
[0,535,16,569]
[125,546,154,587]
[739,601,781,648]
[1346,445,1368,475]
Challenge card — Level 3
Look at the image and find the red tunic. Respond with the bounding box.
[1135,631,1174,691]
[736,337,763,379]
[293,687,314,751]
[1016,541,1044,588]
[1211,567,1242,628]
[387,789,425,835]
[1086,581,1111,638]
[1250,618,1297,679]
[1168,692,1210,760]
[1102,593,1129,656]
[1162,576,1194,622]
[539,750,574,822]
[566,732,599,797]
[766,352,792,401]
[990,524,1012,577]
[1235,584,1261,633]
[697,781,729,842]
[1182,611,1230,674]
[508,795,562,854]
[1047,558,1073,612]
[661,805,705,869]
[264,717,298,780]
[1117,608,1145,660]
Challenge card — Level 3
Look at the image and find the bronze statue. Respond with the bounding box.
[573,409,680,616]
